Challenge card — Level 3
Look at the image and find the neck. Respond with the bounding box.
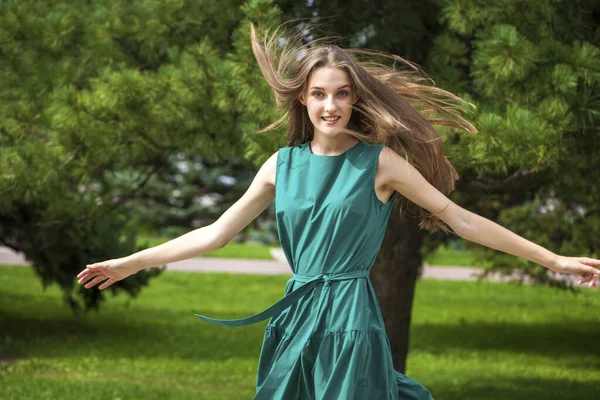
[310,135,359,156]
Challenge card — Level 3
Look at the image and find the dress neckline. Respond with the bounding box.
[306,139,362,158]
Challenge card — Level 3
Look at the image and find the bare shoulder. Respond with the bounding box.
[377,146,409,189]
[379,146,407,166]
[257,150,279,188]
[376,145,467,231]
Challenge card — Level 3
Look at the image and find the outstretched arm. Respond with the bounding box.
[77,150,278,290]
[377,147,600,288]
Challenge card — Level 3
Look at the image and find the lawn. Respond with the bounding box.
[1,265,599,399]
[423,244,477,267]
[136,235,277,260]
[137,235,479,268]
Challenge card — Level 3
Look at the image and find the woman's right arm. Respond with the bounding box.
[77,150,278,289]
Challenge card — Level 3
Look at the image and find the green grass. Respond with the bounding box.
[137,235,276,260]
[2,265,599,399]
[137,236,479,267]
[423,244,477,267]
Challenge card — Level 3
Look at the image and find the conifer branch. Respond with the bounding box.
[455,167,552,193]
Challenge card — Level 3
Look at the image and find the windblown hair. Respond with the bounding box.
[250,22,477,233]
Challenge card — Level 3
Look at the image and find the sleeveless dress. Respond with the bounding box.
[195,139,434,400]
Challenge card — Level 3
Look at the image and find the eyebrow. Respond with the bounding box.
[309,85,350,90]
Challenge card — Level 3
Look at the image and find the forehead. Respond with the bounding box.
[307,67,351,88]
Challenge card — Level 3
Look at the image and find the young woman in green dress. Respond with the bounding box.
[77,23,600,399]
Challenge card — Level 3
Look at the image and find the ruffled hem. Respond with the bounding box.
[254,326,434,400]
[395,370,434,400]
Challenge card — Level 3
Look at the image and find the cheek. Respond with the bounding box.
[307,103,322,118]
[341,102,353,116]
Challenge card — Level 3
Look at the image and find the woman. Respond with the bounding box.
[77,23,600,399]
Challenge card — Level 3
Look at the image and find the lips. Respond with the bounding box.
[321,116,341,121]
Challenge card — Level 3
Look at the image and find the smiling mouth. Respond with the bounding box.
[321,116,341,121]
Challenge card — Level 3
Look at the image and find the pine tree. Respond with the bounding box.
[426,0,600,285]
[131,0,285,244]
[0,0,256,312]
[255,0,600,373]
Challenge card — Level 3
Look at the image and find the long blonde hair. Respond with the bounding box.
[250,22,477,233]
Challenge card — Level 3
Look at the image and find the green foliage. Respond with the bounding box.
[428,0,600,285]
[268,1,600,282]
[277,0,441,62]
[225,0,287,165]
[125,0,285,241]
[0,0,277,312]
[273,1,600,289]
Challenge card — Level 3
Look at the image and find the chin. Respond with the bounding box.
[318,122,350,133]
[318,128,344,136]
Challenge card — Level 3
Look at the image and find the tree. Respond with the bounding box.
[425,0,600,286]
[271,0,600,374]
[123,1,285,244]
[127,152,270,241]
[0,0,261,312]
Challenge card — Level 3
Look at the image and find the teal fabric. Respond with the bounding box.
[195,140,434,400]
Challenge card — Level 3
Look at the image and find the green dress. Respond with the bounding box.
[195,140,434,400]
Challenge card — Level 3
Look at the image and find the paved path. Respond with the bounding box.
[0,246,578,284]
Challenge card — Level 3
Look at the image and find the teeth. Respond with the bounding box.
[322,116,340,121]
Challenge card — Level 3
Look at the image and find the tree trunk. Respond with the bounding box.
[371,200,425,373]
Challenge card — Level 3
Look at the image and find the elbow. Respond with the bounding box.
[452,210,475,239]
[203,224,228,251]
[212,233,228,250]
[217,238,229,250]
[454,222,472,240]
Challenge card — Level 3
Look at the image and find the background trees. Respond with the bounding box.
[0,0,256,312]
[274,0,600,372]
[2,0,598,376]
[428,0,600,288]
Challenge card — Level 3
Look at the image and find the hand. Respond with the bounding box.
[550,256,600,288]
[77,258,137,290]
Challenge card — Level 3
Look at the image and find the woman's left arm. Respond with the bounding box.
[378,147,600,288]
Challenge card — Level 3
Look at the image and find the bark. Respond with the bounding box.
[371,200,425,373]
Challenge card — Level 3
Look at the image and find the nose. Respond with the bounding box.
[324,95,337,112]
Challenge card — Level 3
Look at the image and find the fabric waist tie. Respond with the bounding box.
[194,269,370,326]
[194,269,370,400]
[194,269,370,397]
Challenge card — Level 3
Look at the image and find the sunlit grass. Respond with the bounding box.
[424,244,478,268]
[137,236,479,267]
[1,265,598,399]
[137,235,277,260]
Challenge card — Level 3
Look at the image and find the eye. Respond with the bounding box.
[312,91,323,98]
[337,90,349,97]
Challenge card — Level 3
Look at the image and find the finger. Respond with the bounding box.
[99,278,116,290]
[580,258,600,267]
[580,274,598,287]
[77,268,92,279]
[578,265,600,278]
[77,265,99,278]
[577,272,593,285]
[84,275,107,289]
[78,271,101,285]
[585,266,600,277]
[77,270,95,281]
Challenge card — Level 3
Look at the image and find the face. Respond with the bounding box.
[299,66,355,138]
